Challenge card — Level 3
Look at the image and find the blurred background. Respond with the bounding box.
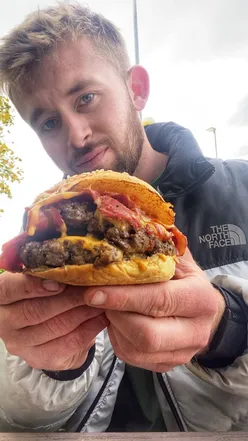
[1,0,248,248]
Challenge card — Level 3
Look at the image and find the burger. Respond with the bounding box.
[0,170,187,285]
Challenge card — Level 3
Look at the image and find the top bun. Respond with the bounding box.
[31,170,175,226]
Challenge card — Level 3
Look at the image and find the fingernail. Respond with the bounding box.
[42,279,62,292]
[90,291,106,305]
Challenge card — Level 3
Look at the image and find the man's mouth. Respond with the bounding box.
[73,145,108,172]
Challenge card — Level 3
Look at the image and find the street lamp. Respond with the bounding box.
[133,0,140,65]
[206,127,218,158]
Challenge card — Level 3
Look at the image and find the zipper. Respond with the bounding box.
[157,372,186,432]
[76,356,117,432]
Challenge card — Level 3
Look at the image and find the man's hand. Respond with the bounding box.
[0,272,107,371]
[84,249,225,372]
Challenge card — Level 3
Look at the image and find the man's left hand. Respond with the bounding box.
[84,249,226,372]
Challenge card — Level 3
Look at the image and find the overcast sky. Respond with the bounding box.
[1,0,248,248]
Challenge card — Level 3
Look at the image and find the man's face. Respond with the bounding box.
[14,39,145,176]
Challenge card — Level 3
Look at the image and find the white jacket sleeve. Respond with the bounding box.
[0,333,105,432]
[164,275,248,431]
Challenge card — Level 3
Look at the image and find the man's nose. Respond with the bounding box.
[66,115,92,150]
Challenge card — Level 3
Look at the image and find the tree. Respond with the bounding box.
[0,96,23,213]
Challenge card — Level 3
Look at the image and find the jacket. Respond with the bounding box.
[1,122,248,432]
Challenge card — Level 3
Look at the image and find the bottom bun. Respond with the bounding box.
[24,254,176,286]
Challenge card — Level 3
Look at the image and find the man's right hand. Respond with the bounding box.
[0,272,108,371]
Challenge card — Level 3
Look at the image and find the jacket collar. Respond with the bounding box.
[145,122,215,199]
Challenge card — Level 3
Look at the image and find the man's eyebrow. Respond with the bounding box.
[65,80,93,97]
[30,108,45,127]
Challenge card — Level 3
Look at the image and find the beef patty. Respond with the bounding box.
[20,239,122,269]
[20,200,175,269]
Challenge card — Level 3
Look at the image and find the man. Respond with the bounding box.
[0,3,248,433]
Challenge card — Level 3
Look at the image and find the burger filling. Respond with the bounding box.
[20,199,176,269]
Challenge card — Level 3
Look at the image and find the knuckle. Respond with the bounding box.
[147,287,175,318]
[46,314,72,338]
[135,326,162,353]
[0,304,20,332]
[20,298,45,326]
[144,333,160,352]
[64,328,84,352]
[191,321,210,349]
[170,351,189,366]
[31,345,51,369]
[0,273,11,305]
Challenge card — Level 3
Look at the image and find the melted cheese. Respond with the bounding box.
[57,235,118,251]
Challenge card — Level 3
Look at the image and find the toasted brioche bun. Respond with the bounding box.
[25,254,176,286]
[31,169,174,226]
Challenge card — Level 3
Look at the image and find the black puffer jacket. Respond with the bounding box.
[146,122,248,274]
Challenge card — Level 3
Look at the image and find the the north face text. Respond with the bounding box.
[199,224,246,249]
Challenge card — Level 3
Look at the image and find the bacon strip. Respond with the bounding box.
[95,194,141,230]
[0,207,65,272]
[0,232,28,271]
[169,225,188,256]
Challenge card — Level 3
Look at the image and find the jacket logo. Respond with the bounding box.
[199,224,246,249]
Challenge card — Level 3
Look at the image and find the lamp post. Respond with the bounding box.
[133,0,142,120]
[206,127,218,158]
[133,0,140,65]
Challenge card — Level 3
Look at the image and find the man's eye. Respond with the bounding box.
[42,119,59,132]
[79,93,95,105]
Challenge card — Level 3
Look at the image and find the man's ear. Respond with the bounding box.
[128,65,150,111]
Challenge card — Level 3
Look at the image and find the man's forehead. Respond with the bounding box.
[30,40,101,86]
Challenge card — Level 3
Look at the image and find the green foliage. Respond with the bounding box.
[0,96,23,212]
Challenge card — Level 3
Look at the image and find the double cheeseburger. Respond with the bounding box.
[0,170,187,285]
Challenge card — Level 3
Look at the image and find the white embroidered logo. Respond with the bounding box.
[199,224,246,249]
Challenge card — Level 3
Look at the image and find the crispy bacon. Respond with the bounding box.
[0,232,28,271]
[95,194,141,230]
[145,222,173,241]
[0,208,65,272]
[169,225,188,256]
[105,193,136,210]
[44,207,65,230]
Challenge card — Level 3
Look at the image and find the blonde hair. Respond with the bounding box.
[0,2,130,96]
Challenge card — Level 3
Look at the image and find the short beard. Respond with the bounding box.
[111,100,144,176]
[68,95,144,177]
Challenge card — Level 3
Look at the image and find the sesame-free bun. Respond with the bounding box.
[25,254,176,286]
[31,170,175,226]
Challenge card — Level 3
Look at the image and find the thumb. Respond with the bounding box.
[174,248,201,279]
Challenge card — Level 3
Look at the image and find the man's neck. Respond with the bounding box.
[134,134,168,184]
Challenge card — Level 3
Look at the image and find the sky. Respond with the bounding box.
[1,0,248,248]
